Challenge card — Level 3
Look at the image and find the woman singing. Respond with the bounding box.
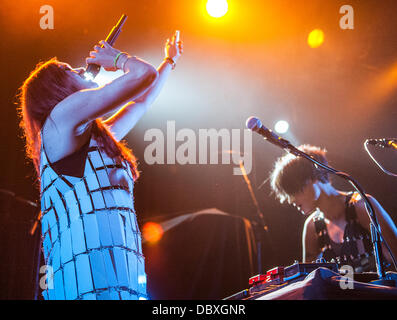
[18,31,183,300]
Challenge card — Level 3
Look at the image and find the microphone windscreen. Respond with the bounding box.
[246,116,261,130]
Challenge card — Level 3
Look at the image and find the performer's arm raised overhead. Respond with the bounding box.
[47,40,158,137]
[103,30,184,141]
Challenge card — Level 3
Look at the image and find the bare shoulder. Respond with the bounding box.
[350,192,387,229]
[353,193,381,209]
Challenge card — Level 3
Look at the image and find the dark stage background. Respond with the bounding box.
[1,0,397,299]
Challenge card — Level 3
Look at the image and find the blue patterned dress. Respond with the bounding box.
[39,130,147,300]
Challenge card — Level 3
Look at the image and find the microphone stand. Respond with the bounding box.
[364,139,397,178]
[268,137,396,286]
[238,162,273,275]
[0,189,43,298]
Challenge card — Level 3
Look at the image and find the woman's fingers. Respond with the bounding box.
[99,40,110,48]
[89,51,97,57]
[86,57,97,64]
[177,41,183,53]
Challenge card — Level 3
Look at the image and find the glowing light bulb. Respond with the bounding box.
[307,29,325,48]
[142,222,164,244]
[206,0,228,18]
[274,120,289,134]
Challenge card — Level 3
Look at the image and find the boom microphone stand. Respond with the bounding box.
[364,138,397,177]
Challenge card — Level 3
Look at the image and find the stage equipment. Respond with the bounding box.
[224,261,397,300]
[366,138,397,149]
[0,189,41,299]
[246,116,397,286]
[85,14,128,80]
[142,208,257,299]
[365,138,397,177]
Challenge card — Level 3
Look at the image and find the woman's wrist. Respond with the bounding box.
[113,52,124,69]
[164,56,176,70]
[116,53,130,72]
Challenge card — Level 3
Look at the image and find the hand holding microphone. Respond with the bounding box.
[85,14,128,78]
[86,40,126,72]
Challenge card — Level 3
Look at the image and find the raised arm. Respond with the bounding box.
[49,40,158,135]
[103,31,184,141]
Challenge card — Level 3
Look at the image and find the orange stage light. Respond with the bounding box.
[142,222,164,244]
[307,29,324,48]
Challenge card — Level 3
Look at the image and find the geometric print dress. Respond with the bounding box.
[39,131,147,300]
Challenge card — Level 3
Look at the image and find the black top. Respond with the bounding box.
[313,193,376,272]
[50,140,91,178]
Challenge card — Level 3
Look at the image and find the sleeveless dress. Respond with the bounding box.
[39,128,147,300]
[313,192,388,273]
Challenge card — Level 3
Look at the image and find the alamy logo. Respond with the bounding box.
[340,5,354,30]
[339,265,354,289]
[39,5,54,30]
[39,265,54,290]
[143,121,253,175]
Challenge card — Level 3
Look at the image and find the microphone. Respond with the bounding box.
[246,116,292,149]
[85,14,128,80]
[366,138,397,150]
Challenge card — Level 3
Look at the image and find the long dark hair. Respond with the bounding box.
[18,57,139,185]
